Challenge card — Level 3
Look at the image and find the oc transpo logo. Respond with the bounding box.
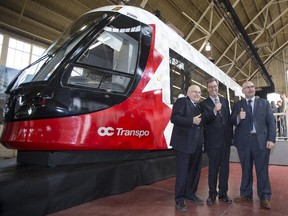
[97,127,114,136]
[97,127,149,138]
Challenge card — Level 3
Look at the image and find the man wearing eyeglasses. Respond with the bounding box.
[170,84,204,212]
[231,81,276,209]
[200,78,233,205]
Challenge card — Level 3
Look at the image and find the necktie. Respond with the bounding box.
[248,100,253,116]
[192,101,197,108]
[192,102,200,114]
[248,99,253,131]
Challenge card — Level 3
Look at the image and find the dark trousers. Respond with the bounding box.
[206,144,230,196]
[175,146,202,203]
[237,135,271,200]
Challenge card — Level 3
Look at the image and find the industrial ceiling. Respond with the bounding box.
[0,0,288,93]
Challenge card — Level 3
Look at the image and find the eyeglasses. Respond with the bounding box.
[208,85,218,89]
[191,90,201,94]
[243,85,255,89]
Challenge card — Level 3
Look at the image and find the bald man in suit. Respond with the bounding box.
[170,85,204,212]
[231,81,276,209]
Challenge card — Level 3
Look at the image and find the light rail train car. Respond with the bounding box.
[0,5,242,152]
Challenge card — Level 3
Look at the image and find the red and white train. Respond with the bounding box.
[0,5,242,151]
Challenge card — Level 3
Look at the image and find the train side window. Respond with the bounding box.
[99,74,131,93]
[169,50,188,104]
[66,66,131,93]
[169,49,211,104]
[67,67,102,88]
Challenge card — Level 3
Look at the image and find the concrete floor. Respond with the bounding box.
[47,163,288,216]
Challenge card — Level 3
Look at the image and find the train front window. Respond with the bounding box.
[77,25,139,74]
[65,15,150,94]
[8,12,113,92]
[45,12,112,55]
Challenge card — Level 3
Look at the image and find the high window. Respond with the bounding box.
[0,34,3,59]
[6,38,45,70]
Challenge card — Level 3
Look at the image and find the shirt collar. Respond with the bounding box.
[210,96,219,102]
[190,99,197,105]
[246,96,255,103]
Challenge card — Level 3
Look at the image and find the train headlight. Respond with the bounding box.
[27,107,33,115]
[3,103,9,118]
[15,96,49,119]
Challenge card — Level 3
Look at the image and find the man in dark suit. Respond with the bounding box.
[200,78,233,205]
[170,85,204,212]
[231,81,276,209]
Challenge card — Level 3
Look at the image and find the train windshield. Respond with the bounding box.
[8,12,113,92]
[65,22,143,93]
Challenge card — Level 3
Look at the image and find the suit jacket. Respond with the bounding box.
[170,97,204,154]
[200,96,233,150]
[230,97,276,150]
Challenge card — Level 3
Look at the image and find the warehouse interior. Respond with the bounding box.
[0,1,288,216]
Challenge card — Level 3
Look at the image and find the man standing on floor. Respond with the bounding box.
[231,81,276,209]
[200,78,233,205]
[280,93,288,137]
[170,85,204,212]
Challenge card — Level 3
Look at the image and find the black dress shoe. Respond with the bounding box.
[219,194,233,204]
[206,195,216,205]
[234,196,253,203]
[176,202,187,212]
[260,199,271,209]
[188,195,204,205]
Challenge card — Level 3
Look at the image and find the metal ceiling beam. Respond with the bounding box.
[0,21,52,45]
[184,2,213,41]
[0,5,62,35]
[244,0,275,31]
[30,0,74,23]
[140,0,149,8]
[220,0,284,84]
[264,40,288,64]
[214,0,275,92]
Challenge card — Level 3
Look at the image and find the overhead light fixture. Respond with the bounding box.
[205,42,211,51]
